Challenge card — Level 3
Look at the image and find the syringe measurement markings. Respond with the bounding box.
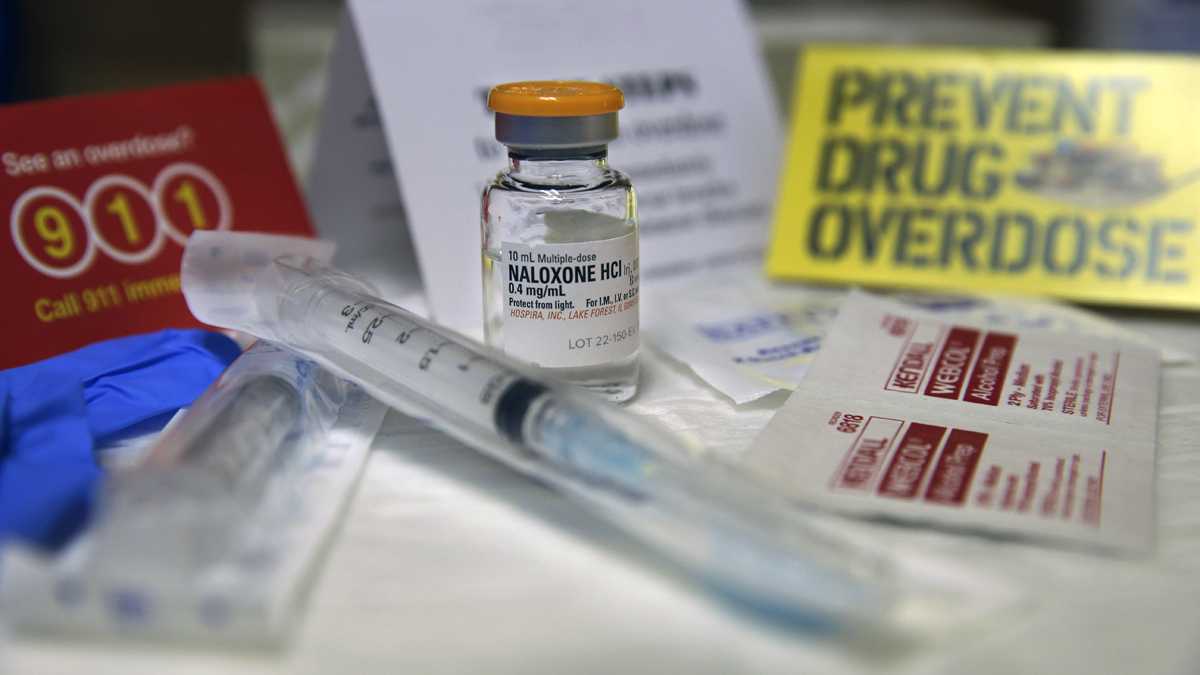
[361,315,385,344]
[479,371,514,405]
[394,322,425,344]
[339,301,375,335]
[418,340,453,370]
[458,354,487,372]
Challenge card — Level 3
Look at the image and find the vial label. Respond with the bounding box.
[501,232,639,368]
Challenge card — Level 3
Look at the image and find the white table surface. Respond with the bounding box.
[7,309,1200,675]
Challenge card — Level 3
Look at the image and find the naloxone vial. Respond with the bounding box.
[482,81,640,402]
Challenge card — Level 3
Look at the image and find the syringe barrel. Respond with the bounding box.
[177,233,922,633]
[266,258,539,451]
[263,259,686,485]
[253,259,902,630]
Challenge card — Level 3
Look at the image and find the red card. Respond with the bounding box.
[1,77,314,368]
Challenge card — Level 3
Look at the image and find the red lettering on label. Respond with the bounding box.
[832,416,904,491]
[840,437,888,487]
[889,342,934,391]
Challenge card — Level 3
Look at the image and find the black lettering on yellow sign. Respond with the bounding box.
[806,205,1190,282]
[767,47,1200,305]
[825,69,1147,136]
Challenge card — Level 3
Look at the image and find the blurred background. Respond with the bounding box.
[2,0,1198,178]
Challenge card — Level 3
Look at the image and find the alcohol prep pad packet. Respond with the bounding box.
[742,291,1161,553]
[647,276,1190,405]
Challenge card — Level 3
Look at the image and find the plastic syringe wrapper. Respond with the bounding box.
[180,233,700,480]
[0,331,388,644]
[173,231,1020,641]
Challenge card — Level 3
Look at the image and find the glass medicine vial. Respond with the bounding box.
[482,81,640,402]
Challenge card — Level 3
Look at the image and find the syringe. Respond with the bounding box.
[181,233,943,634]
[92,373,303,579]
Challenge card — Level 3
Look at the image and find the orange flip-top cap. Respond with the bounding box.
[488,81,624,117]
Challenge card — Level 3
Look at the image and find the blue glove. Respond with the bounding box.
[0,329,241,551]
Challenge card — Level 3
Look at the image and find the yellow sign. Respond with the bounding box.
[766,46,1200,309]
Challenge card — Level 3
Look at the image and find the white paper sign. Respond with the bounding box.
[308,0,781,336]
[744,292,1161,553]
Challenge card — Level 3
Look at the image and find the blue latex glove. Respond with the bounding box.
[0,329,241,551]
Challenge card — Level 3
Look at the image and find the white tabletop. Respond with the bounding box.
[7,309,1200,675]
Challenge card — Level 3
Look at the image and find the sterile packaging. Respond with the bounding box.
[647,276,842,404]
[648,275,1189,404]
[743,291,1161,553]
[0,341,388,644]
[173,230,1020,639]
